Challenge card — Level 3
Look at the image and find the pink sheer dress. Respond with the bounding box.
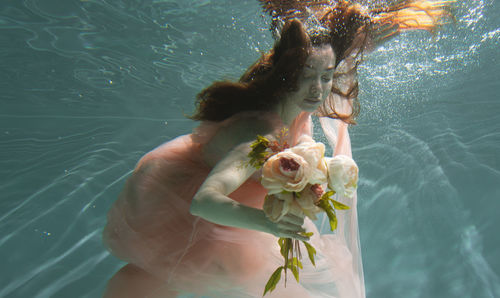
[103,111,364,297]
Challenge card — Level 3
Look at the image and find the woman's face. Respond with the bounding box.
[286,44,336,112]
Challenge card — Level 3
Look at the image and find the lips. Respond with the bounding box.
[304,98,321,104]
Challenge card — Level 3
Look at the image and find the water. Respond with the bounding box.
[0,0,498,297]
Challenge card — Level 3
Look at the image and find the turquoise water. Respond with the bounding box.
[0,0,498,297]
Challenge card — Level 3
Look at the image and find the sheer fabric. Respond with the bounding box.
[103,111,364,297]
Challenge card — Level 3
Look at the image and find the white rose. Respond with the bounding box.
[290,138,328,185]
[325,155,359,198]
[261,151,311,194]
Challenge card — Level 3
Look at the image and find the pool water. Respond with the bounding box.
[0,0,499,297]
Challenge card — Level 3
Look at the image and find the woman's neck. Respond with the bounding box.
[274,99,302,126]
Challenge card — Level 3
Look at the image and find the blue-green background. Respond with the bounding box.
[1,0,499,297]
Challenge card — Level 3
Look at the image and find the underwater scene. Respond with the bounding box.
[0,0,499,297]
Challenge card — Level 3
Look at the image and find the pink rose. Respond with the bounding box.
[310,184,325,199]
[261,151,311,194]
[290,137,328,185]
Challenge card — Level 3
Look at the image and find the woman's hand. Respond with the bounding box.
[262,194,310,241]
[269,212,309,241]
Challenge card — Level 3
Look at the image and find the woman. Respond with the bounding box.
[103,1,453,297]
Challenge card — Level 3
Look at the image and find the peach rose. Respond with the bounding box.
[325,155,358,198]
[290,137,328,185]
[261,151,311,194]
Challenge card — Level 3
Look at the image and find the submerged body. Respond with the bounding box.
[102,29,366,297]
[103,110,364,297]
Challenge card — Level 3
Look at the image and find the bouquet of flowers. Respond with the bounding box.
[247,130,359,296]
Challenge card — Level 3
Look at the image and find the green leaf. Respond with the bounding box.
[299,231,314,238]
[317,199,339,232]
[321,190,336,201]
[263,266,284,296]
[248,135,272,169]
[328,212,338,231]
[291,257,303,269]
[290,264,299,282]
[317,197,329,210]
[302,241,317,266]
[331,199,350,210]
[285,260,300,283]
[278,237,285,258]
[280,238,292,259]
[251,135,270,149]
[278,237,285,247]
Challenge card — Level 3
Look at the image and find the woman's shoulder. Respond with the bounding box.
[192,110,282,145]
[195,111,283,167]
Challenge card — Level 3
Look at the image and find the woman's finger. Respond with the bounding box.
[277,222,305,233]
[278,231,310,241]
[280,213,304,225]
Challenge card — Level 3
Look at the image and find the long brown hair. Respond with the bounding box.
[192,0,454,123]
[191,20,311,122]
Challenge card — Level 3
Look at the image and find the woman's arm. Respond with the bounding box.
[190,141,308,241]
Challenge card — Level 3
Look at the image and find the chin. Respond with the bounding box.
[300,104,320,112]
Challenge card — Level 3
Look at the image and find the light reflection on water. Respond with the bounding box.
[0,0,498,297]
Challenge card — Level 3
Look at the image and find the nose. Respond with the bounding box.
[309,79,321,97]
